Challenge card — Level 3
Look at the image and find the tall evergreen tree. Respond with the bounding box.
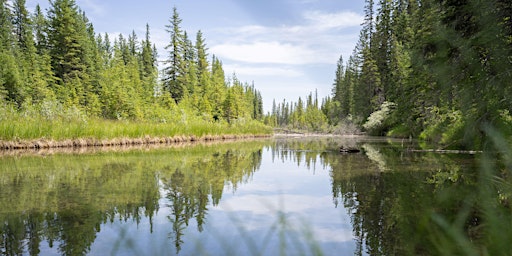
[47,0,90,106]
[13,0,54,104]
[163,6,186,102]
[210,55,226,119]
[0,0,22,104]
[195,30,210,94]
[140,23,157,100]
[332,55,349,118]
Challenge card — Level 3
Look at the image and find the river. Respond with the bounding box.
[0,136,478,255]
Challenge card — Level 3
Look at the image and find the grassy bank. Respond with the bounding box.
[0,105,272,149]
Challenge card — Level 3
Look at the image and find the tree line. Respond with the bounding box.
[0,0,263,124]
[329,0,512,148]
[268,0,512,149]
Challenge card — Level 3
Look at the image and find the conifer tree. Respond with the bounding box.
[180,31,198,95]
[163,6,186,102]
[47,0,90,106]
[332,55,348,119]
[140,24,157,100]
[195,30,210,94]
[13,0,55,105]
[210,55,226,120]
[0,0,22,105]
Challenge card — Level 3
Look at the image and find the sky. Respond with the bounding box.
[25,0,365,112]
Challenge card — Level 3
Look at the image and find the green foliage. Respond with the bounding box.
[419,107,465,148]
[326,0,512,149]
[0,140,266,255]
[266,91,330,133]
[0,2,269,140]
[363,101,396,135]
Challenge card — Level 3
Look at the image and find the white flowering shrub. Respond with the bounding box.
[363,101,397,135]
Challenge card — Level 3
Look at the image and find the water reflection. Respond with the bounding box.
[270,137,477,255]
[0,137,478,255]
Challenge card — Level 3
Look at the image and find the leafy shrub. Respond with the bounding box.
[420,107,465,148]
[363,101,397,135]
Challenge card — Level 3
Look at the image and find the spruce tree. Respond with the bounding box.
[210,55,226,120]
[13,0,55,105]
[140,23,157,100]
[0,0,22,105]
[163,6,186,102]
[47,0,89,106]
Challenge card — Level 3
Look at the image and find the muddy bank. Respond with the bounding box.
[0,134,271,151]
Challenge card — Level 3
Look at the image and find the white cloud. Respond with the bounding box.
[211,42,320,65]
[79,0,106,16]
[304,11,363,30]
[223,64,303,77]
[209,10,363,65]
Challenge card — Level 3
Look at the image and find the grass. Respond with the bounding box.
[0,104,273,144]
[0,118,272,140]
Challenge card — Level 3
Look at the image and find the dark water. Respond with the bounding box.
[0,137,477,255]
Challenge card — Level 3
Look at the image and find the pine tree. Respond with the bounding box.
[210,55,226,120]
[0,0,22,105]
[373,0,392,103]
[140,23,157,100]
[332,55,350,119]
[195,30,210,95]
[180,31,197,95]
[47,0,90,106]
[13,0,55,105]
[356,47,381,119]
[163,6,186,102]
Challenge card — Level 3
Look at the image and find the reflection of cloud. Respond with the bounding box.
[220,194,330,214]
[314,226,354,243]
[214,194,354,243]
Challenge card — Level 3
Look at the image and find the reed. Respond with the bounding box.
[0,107,272,145]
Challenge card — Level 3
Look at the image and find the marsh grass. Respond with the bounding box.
[0,103,272,144]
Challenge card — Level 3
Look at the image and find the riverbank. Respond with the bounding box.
[0,134,272,150]
[0,114,273,150]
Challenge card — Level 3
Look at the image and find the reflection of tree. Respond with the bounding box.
[327,146,477,255]
[0,141,266,255]
[165,169,188,254]
[0,152,161,255]
[270,137,478,255]
[161,146,264,254]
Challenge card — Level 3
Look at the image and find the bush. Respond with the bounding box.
[331,118,361,135]
[419,107,465,148]
[363,101,397,135]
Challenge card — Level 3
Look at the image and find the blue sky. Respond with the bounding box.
[26,0,365,111]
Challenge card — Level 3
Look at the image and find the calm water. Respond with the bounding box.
[0,136,477,255]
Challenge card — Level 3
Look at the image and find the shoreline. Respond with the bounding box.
[0,134,272,151]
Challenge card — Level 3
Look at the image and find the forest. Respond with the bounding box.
[0,0,268,143]
[1,0,511,150]
[268,0,512,150]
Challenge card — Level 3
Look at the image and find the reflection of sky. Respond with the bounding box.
[88,148,361,255]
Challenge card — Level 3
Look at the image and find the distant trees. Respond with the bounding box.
[0,2,264,124]
[265,91,328,132]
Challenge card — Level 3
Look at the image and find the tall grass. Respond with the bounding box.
[0,103,272,141]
